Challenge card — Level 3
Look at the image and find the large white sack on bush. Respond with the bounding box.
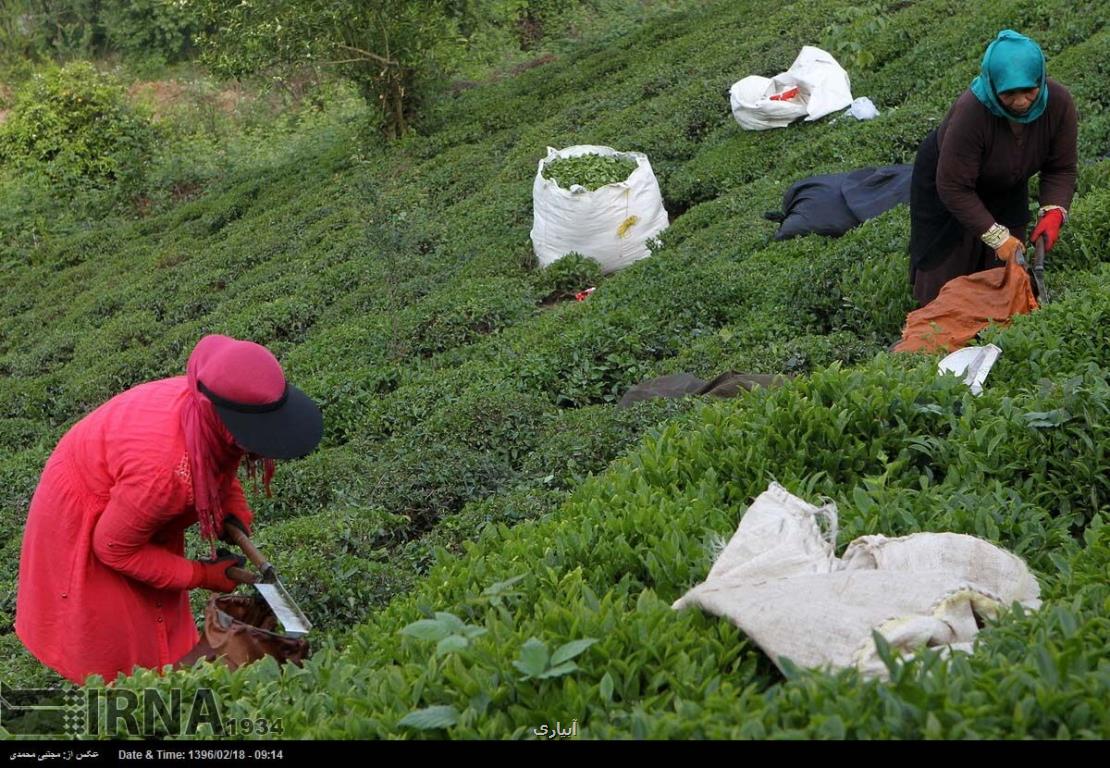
[730,46,854,131]
[673,483,1040,679]
[531,145,669,274]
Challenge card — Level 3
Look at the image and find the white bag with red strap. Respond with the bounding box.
[730,46,854,131]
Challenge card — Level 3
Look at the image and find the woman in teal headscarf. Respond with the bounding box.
[907,30,1078,306]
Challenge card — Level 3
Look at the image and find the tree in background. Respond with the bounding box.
[190,0,458,139]
[101,0,199,65]
[3,1,599,138]
[0,1,198,65]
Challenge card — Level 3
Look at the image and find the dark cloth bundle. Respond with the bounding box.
[767,165,912,240]
[618,371,789,408]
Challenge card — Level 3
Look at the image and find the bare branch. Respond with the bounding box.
[335,43,398,67]
[318,58,376,66]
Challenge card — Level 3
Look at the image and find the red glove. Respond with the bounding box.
[190,551,247,593]
[1030,208,1064,251]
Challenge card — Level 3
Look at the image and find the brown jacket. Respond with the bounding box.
[936,78,1078,236]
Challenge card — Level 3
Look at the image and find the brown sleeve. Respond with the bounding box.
[1038,81,1078,211]
[936,94,997,236]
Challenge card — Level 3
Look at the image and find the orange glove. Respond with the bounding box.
[994,235,1024,263]
[1030,208,1064,251]
[190,551,247,593]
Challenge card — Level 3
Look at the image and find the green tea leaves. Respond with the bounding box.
[513,637,598,680]
[398,705,460,731]
[542,154,637,191]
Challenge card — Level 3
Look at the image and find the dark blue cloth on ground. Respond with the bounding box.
[771,165,912,240]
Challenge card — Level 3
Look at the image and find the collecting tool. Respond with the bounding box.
[224,525,313,638]
[1015,234,1049,304]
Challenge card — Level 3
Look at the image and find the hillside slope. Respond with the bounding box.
[1,0,1107,738]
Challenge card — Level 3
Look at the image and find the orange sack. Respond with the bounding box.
[894,259,1038,353]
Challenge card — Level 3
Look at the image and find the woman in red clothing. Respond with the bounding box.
[15,334,323,684]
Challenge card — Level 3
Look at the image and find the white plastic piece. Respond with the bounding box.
[938,344,1002,396]
[847,96,880,120]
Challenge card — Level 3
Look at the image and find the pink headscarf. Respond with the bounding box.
[182,335,277,553]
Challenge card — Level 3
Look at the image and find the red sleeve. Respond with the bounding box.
[1039,82,1078,210]
[92,465,200,590]
[936,96,997,236]
[219,474,254,535]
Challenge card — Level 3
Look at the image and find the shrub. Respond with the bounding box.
[100,0,198,66]
[0,62,153,194]
[535,252,604,300]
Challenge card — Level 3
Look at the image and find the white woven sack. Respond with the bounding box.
[729,76,808,130]
[730,46,854,131]
[674,483,1041,679]
[530,145,670,274]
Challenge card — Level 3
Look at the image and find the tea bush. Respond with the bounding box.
[107,268,1109,737]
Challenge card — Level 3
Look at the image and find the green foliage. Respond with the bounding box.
[478,0,581,49]
[0,61,153,193]
[0,0,198,64]
[193,0,458,138]
[403,277,538,357]
[398,704,460,730]
[401,612,488,657]
[189,1,675,138]
[536,252,603,299]
[542,153,638,190]
[2,0,1108,740]
[820,2,891,71]
[106,274,1110,737]
[99,0,199,66]
[513,637,598,680]
[0,0,101,61]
